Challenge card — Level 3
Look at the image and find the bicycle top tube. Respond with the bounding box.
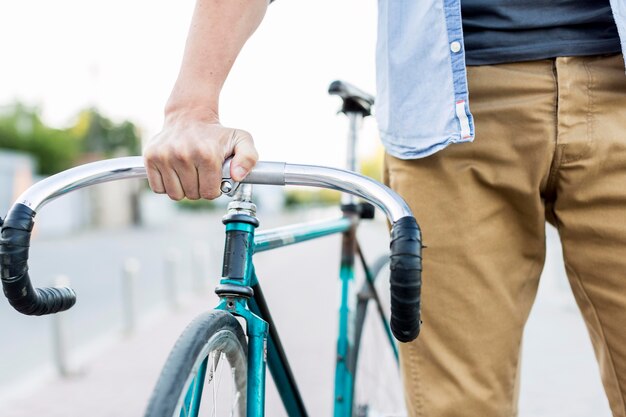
[10,156,412,223]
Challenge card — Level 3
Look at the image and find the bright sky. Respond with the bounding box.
[0,0,380,168]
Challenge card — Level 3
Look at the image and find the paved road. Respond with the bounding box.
[0,210,613,416]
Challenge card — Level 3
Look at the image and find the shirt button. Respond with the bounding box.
[450,41,462,53]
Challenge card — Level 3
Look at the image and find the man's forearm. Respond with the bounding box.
[165,0,269,120]
[145,0,267,201]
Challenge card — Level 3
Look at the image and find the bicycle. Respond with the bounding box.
[0,80,422,416]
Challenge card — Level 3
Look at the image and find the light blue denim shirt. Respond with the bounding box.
[377,0,626,160]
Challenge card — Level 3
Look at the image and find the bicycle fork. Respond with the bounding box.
[213,185,269,417]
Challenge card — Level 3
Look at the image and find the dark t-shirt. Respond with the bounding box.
[461,0,622,65]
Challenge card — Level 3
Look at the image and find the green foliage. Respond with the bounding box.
[176,198,216,211]
[283,147,385,209]
[0,103,142,175]
[71,109,141,157]
[0,103,81,175]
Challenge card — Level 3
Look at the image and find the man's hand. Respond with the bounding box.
[143,111,258,201]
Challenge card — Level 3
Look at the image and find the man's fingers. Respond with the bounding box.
[230,129,259,182]
[197,157,223,200]
[160,166,186,201]
[172,162,200,200]
[144,159,166,194]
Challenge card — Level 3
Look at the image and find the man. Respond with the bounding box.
[143,0,626,415]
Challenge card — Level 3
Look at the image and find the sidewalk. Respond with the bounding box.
[0,293,220,417]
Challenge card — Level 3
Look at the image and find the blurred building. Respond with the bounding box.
[0,149,34,215]
[1,150,149,236]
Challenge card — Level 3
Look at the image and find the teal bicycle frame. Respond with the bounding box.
[192,196,397,417]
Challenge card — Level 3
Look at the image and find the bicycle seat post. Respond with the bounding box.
[346,112,362,173]
[344,111,363,205]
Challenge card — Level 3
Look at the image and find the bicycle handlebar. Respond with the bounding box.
[0,157,422,342]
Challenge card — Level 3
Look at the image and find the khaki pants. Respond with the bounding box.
[385,54,626,417]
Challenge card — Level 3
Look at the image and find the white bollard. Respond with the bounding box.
[164,249,181,311]
[122,258,140,336]
[51,275,71,377]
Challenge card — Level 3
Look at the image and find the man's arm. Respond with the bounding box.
[144,0,268,200]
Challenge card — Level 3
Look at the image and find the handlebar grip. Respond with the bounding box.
[0,204,76,315]
[389,216,422,343]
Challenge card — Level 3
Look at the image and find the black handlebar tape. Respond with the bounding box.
[389,216,422,343]
[0,204,76,315]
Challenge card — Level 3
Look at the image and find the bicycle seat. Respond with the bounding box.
[328,80,375,117]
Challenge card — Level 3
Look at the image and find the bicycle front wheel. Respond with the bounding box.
[351,255,407,417]
[144,310,248,417]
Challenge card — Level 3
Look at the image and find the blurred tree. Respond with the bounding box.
[0,103,81,175]
[71,108,141,157]
[283,145,385,208]
[0,103,142,175]
[284,188,341,208]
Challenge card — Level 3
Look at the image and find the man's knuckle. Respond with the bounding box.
[204,152,219,165]
[171,148,192,163]
[240,146,259,161]
[201,184,221,200]
[152,149,173,165]
[197,143,219,159]
[144,148,160,163]
[199,158,222,173]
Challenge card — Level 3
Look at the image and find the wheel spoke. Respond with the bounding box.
[212,352,217,417]
[229,368,240,417]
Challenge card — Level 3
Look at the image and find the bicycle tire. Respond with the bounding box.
[351,254,407,417]
[144,310,248,417]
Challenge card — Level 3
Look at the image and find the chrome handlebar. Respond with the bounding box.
[11,156,412,224]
